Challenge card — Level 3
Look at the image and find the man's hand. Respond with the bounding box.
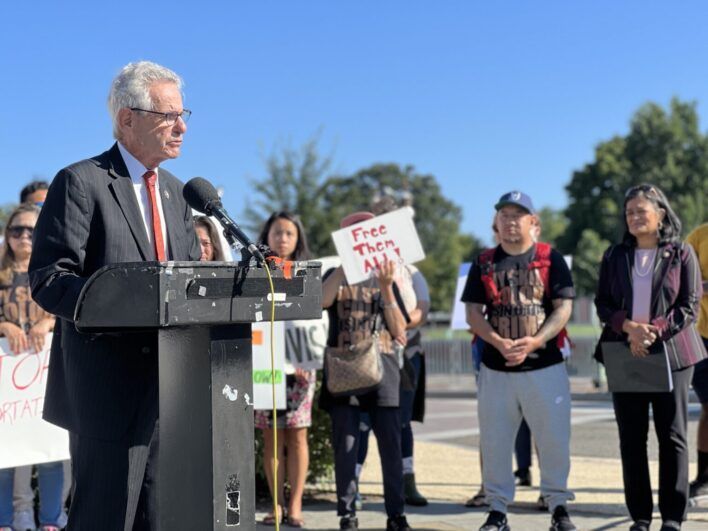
[0,322,29,355]
[28,318,54,353]
[513,336,543,357]
[493,337,533,367]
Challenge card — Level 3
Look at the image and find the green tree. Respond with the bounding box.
[537,207,568,248]
[560,98,708,294]
[0,204,16,229]
[248,141,480,311]
[243,137,333,253]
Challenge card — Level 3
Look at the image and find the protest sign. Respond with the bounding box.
[332,208,425,285]
[450,262,472,330]
[252,321,287,410]
[282,255,340,371]
[284,317,328,370]
[0,335,70,468]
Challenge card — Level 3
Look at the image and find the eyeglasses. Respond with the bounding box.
[625,184,658,198]
[7,226,34,239]
[130,107,192,125]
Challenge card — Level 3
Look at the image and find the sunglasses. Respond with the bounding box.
[7,225,34,239]
[625,184,659,199]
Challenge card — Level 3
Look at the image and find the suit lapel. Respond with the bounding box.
[650,244,673,313]
[106,144,155,261]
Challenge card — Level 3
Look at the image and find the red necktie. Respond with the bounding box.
[143,170,166,261]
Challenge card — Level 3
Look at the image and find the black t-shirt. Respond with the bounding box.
[460,244,575,372]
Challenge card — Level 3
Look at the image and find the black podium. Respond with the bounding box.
[74,261,322,530]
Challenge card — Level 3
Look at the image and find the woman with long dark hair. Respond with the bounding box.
[254,211,313,528]
[595,184,706,531]
[194,215,226,262]
[0,204,65,531]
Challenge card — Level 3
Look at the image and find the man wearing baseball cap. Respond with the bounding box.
[461,191,576,531]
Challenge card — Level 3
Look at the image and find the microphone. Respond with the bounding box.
[183,177,265,263]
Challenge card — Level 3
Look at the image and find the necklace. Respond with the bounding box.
[633,248,657,277]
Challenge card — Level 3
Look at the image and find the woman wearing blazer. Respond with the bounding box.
[594,184,706,531]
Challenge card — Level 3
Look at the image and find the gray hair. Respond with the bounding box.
[107,61,184,139]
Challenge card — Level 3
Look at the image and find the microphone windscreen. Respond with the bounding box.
[183,177,220,214]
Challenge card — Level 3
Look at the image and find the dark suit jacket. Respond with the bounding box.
[594,241,707,371]
[29,143,200,440]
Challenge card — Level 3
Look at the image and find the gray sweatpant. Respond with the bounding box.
[478,363,574,513]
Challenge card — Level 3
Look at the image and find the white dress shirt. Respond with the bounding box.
[117,142,169,259]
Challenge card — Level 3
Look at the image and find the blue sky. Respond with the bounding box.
[2,1,707,243]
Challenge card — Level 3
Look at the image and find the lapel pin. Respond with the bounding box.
[164,190,170,200]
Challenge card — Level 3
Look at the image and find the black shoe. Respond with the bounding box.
[659,521,681,531]
[550,506,577,531]
[629,520,650,531]
[386,514,412,531]
[514,468,532,487]
[403,473,429,506]
[537,495,549,511]
[689,477,708,499]
[479,510,510,531]
[340,515,359,530]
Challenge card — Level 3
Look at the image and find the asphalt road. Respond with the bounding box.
[413,396,701,463]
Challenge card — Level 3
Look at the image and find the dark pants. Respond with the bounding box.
[400,352,422,460]
[67,392,159,531]
[358,353,422,465]
[612,366,693,523]
[331,404,404,517]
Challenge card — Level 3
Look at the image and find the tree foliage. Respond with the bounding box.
[537,207,568,249]
[244,138,332,251]
[247,141,479,311]
[559,98,708,294]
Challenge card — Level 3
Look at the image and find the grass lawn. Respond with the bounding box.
[424,322,601,340]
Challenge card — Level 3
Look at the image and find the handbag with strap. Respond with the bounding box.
[325,309,384,397]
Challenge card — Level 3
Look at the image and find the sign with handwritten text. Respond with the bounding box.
[0,335,70,468]
[332,208,425,285]
[252,321,287,410]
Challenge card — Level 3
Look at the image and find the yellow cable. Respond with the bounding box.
[264,264,280,531]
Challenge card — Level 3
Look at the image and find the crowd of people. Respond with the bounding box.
[0,59,706,531]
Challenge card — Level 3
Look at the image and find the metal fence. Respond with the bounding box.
[422,336,600,378]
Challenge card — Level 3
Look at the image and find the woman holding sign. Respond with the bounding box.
[254,211,314,528]
[321,211,412,531]
[0,203,65,531]
[594,184,706,531]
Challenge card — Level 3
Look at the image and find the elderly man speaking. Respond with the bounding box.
[29,61,200,530]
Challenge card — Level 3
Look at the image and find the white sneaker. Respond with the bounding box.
[57,509,68,529]
[13,509,36,531]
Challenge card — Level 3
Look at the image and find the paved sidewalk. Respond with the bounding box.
[256,439,708,530]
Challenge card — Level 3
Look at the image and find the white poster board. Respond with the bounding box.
[283,255,341,371]
[332,209,425,285]
[0,335,70,468]
[451,262,472,330]
[252,322,287,410]
[284,317,328,371]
